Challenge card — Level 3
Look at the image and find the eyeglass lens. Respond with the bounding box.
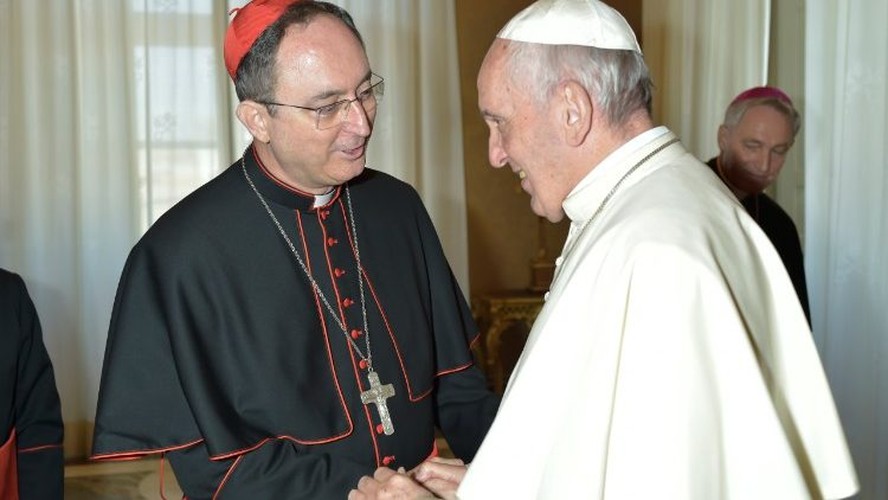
[316,78,385,129]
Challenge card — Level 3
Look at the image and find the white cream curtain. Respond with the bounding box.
[806,2,888,499]
[642,0,770,158]
[333,0,469,292]
[0,1,144,458]
[0,0,467,459]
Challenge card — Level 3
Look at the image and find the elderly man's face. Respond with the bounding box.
[261,15,375,194]
[477,41,570,222]
[718,104,794,198]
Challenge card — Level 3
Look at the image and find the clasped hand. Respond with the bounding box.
[348,457,467,500]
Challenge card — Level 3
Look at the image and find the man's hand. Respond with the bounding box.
[410,457,466,499]
[347,458,468,500]
[348,466,437,500]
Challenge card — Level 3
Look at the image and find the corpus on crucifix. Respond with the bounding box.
[360,370,396,435]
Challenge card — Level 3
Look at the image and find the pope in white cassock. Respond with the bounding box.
[349,0,859,499]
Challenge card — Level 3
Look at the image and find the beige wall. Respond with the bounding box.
[454,0,643,297]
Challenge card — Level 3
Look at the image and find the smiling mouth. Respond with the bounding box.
[342,144,365,158]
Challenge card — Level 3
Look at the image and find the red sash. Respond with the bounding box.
[0,429,19,500]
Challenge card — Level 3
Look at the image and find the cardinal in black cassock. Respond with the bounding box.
[1,269,64,499]
[91,149,500,498]
[93,2,500,495]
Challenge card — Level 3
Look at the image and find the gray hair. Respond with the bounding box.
[233,1,364,108]
[722,97,801,137]
[503,41,652,127]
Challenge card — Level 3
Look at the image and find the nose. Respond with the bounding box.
[343,99,372,136]
[757,151,772,174]
[488,130,507,168]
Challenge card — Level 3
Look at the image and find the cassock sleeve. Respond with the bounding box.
[3,272,64,498]
[176,366,502,498]
[405,193,500,462]
[433,364,500,462]
[167,440,375,499]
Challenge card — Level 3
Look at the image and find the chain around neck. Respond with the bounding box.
[240,153,375,371]
[555,137,680,285]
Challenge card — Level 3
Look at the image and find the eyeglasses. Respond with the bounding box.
[260,73,385,130]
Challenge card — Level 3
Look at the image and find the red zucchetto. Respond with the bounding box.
[224,0,301,79]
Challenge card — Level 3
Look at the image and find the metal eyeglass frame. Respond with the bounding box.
[259,73,385,130]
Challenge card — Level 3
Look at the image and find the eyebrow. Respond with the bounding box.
[306,70,373,104]
[480,110,503,121]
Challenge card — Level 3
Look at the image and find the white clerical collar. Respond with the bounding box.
[313,189,336,208]
[569,126,669,198]
[563,126,673,224]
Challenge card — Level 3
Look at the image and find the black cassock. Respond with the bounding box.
[0,269,64,499]
[706,158,810,323]
[92,146,499,499]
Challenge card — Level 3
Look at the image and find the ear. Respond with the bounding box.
[559,81,592,147]
[717,124,729,151]
[236,101,272,144]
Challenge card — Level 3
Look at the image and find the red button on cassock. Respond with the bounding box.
[382,456,395,466]
[351,329,362,339]
[327,237,338,247]
[342,298,354,308]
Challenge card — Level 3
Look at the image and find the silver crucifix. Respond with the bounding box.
[360,370,396,435]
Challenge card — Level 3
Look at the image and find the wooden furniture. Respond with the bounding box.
[472,291,545,393]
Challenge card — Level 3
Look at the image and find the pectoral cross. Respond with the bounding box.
[360,370,396,435]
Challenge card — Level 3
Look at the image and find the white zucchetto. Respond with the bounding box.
[497,0,641,53]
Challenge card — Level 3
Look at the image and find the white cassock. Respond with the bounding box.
[459,128,858,499]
